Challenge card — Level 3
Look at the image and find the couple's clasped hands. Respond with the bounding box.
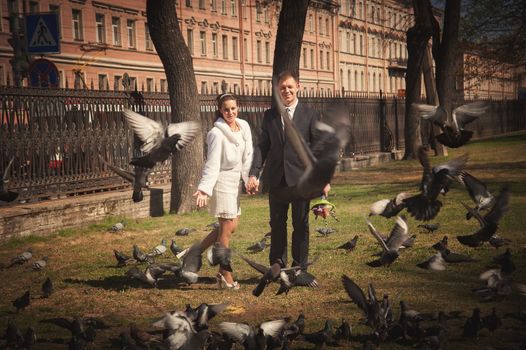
[246,176,259,195]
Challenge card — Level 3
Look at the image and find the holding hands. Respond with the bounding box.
[193,190,209,208]
[246,176,259,195]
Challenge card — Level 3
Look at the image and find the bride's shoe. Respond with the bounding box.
[217,272,240,290]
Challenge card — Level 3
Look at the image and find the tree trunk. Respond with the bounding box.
[146,0,204,214]
[271,0,310,83]
[403,0,436,160]
[436,0,461,125]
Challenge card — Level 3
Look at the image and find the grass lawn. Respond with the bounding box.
[1,132,525,349]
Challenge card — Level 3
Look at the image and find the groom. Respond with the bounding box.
[247,71,330,270]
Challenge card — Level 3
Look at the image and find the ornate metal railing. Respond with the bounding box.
[0,86,524,204]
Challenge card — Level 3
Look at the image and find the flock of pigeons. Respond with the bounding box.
[1,98,525,349]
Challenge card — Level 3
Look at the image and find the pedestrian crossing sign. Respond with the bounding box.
[25,13,60,54]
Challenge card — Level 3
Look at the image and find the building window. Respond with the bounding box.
[95,13,105,44]
[129,77,137,90]
[186,0,192,7]
[0,65,4,86]
[127,20,136,48]
[348,70,351,90]
[160,79,167,92]
[201,81,208,94]
[72,9,83,41]
[29,1,38,13]
[222,35,228,59]
[346,31,350,52]
[114,75,122,91]
[256,40,262,63]
[243,2,247,19]
[303,47,307,68]
[230,0,236,16]
[325,18,330,36]
[221,0,226,14]
[326,51,330,70]
[200,31,207,56]
[145,23,153,50]
[74,70,85,89]
[187,29,194,54]
[264,7,269,23]
[256,7,261,22]
[310,49,314,68]
[265,41,270,63]
[360,35,363,55]
[319,50,323,69]
[98,74,109,90]
[212,33,218,57]
[309,14,314,32]
[199,0,206,10]
[211,0,217,12]
[318,17,323,35]
[232,36,238,60]
[244,38,248,61]
[112,17,121,46]
[353,33,356,53]
[213,81,219,94]
[146,78,154,92]
[49,5,62,38]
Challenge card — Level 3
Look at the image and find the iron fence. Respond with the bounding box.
[1,86,524,204]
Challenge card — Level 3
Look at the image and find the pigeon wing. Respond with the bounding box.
[453,101,487,129]
[238,254,270,275]
[366,219,389,253]
[166,121,201,151]
[386,216,409,251]
[218,322,251,344]
[294,270,319,288]
[2,157,14,181]
[412,103,440,121]
[260,319,287,338]
[182,243,203,273]
[341,275,369,315]
[457,171,490,204]
[433,153,469,178]
[484,185,510,224]
[123,109,164,154]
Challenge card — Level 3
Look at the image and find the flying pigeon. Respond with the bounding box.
[457,185,510,247]
[456,171,494,220]
[366,216,410,267]
[206,242,232,272]
[413,101,488,148]
[132,244,154,264]
[126,264,166,287]
[369,192,410,218]
[0,157,19,202]
[404,147,468,221]
[184,302,229,331]
[123,108,201,169]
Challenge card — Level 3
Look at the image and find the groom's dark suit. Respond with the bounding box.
[249,102,321,268]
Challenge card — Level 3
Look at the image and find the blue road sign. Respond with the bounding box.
[25,13,60,54]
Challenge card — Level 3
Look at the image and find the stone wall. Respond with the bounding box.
[0,185,171,243]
